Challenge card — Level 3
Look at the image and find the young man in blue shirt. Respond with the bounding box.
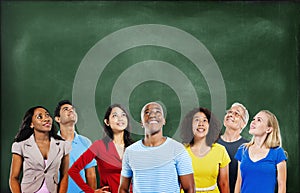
[55,100,97,193]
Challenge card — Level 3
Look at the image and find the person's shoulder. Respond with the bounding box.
[239,137,249,143]
[212,143,227,151]
[90,139,106,147]
[166,137,185,147]
[51,137,71,150]
[125,139,142,150]
[213,143,225,148]
[271,146,285,153]
[76,134,93,144]
[77,133,91,140]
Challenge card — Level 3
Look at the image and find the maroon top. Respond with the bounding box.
[69,140,124,193]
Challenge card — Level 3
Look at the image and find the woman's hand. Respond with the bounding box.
[94,186,111,193]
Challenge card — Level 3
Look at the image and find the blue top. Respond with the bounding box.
[121,137,193,193]
[59,131,97,193]
[235,145,287,193]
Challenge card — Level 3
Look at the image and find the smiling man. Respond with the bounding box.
[119,102,195,193]
[217,102,249,193]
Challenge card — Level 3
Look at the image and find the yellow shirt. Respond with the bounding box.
[183,143,231,193]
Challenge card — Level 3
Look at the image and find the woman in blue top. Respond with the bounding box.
[234,110,287,193]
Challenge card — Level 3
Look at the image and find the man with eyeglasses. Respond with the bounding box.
[217,102,249,193]
[54,100,97,193]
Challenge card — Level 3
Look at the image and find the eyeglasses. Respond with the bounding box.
[226,110,245,122]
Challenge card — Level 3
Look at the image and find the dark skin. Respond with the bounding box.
[9,108,70,193]
[118,102,195,193]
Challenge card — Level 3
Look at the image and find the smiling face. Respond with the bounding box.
[223,105,245,131]
[249,111,272,137]
[30,107,52,133]
[141,102,166,135]
[105,107,128,133]
[192,111,209,139]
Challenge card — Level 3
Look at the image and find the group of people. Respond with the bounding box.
[9,100,287,193]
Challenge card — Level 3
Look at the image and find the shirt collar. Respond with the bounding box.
[57,130,79,144]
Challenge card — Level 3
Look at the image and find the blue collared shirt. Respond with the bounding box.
[58,131,97,193]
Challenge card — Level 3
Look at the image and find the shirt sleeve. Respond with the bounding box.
[82,138,97,169]
[234,145,245,162]
[68,148,97,193]
[121,148,133,178]
[220,145,231,168]
[175,148,193,176]
[11,142,22,155]
[64,140,72,155]
[276,147,288,164]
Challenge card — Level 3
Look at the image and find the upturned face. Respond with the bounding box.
[192,111,209,139]
[249,111,272,137]
[141,103,165,135]
[105,107,128,133]
[223,106,245,131]
[30,108,52,133]
[57,104,78,125]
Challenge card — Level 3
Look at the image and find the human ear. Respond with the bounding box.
[54,116,60,123]
[30,123,34,129]
[104,119,109,126]
[266,127,273,133]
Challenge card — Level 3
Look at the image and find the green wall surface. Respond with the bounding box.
[1,1,299,192]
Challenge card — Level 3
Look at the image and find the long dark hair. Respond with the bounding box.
[14,106,63,142]
[102,104,134,149]
[181,107,221,147]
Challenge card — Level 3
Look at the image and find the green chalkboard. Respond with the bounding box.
[1,1,299,192]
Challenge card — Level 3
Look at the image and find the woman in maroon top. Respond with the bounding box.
[68,104,134,193]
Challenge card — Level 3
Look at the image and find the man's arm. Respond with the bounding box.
[179,173,195,193]
[85,167,97,190]
[118,176,132,193]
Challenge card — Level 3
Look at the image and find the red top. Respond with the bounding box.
[68,140,124,193]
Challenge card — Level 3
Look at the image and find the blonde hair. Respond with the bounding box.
[246,110,282,148]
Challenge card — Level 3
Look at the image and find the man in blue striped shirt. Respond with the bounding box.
[119,102,195,193]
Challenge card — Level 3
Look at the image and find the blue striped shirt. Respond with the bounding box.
[121,137,193,193]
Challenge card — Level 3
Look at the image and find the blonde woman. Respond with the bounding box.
[234,110,287,193]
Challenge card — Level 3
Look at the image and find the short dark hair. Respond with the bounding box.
[181,107,221,147]
[54,100,72,118]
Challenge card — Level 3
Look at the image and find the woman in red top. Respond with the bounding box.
[68,104,134,193]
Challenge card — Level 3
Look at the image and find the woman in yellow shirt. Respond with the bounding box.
[181,107,231,193]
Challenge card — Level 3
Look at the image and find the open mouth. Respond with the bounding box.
[196,128,205,132]
[43,123,52,127]
[149,119,159,124]
[117,122,125,126]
